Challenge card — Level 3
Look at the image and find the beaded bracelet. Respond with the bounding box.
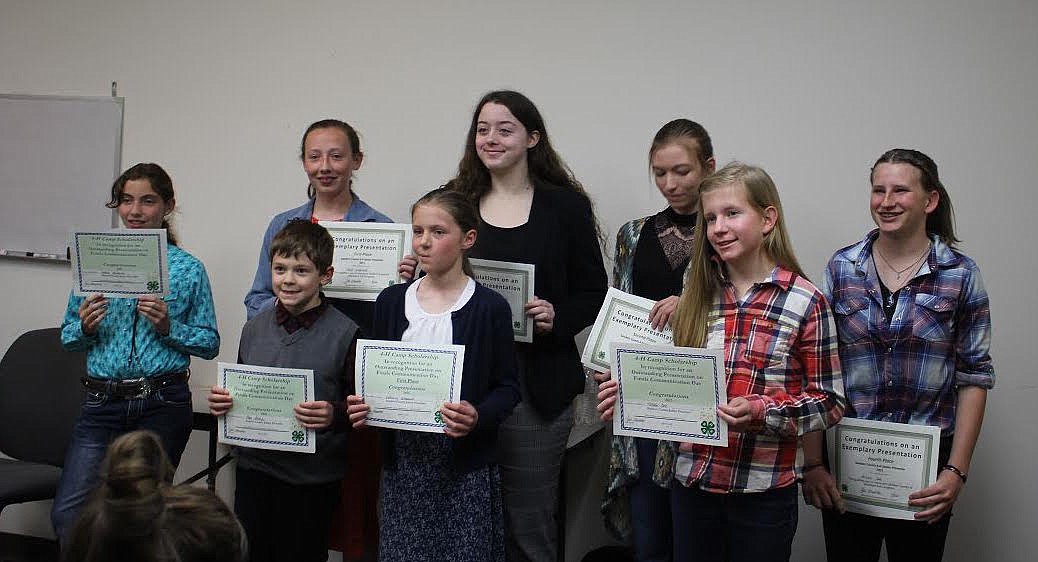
[941,464,968,483]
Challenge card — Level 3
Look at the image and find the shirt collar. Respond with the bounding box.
[275,294,328,333]
[305,192,384,222]
[712,255,796,291]
[854,229,960,275]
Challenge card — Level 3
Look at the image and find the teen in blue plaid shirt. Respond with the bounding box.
[802,149,994,562]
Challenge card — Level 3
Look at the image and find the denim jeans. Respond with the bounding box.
[50,380,193,543]
[630,437,672,562]
[670,483,798,562]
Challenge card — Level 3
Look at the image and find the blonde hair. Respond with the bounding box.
[672,162,806,347]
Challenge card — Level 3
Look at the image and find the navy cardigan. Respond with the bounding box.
[372,280,520,473]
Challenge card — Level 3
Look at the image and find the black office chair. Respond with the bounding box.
[0,327,86,516]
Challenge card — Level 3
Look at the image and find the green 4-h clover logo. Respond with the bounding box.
[387,280,395,287]
[700,420,716,436]
[147,280,159,291]
[434,411,444,425]
[596,350,606,360]
[513,320,522,329]
[291,430,304,442]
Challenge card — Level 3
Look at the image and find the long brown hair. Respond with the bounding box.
[444,90,603,242]
[672,163,806,347]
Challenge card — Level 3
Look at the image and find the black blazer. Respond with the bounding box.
[470,184,608,418]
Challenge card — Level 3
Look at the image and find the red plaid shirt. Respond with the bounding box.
[675,266,845,493]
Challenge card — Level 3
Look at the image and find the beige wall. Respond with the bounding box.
[2,1,1035,560]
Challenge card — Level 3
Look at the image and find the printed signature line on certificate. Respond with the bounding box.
[634,415,703,422]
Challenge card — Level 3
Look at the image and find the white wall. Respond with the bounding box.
[2,1,1035,560]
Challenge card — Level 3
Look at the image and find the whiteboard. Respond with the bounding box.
[0,94,122,260]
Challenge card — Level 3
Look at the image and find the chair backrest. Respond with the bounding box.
[0,328,86,466]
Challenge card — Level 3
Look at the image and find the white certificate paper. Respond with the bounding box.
[319,221,412,301]
[70,229,169,297]
[611,342,727,446]
[356,339,465,433]
[470,258,535,343]
[217,363,316,453]
[582,288,673,372]
[826,418,941,520]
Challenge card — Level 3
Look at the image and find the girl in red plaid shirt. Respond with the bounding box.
[599,162,845,562]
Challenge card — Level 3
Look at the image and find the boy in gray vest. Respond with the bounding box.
[209,220,358,562]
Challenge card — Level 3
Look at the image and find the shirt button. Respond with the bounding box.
[887,347,893,353]
[886,380,893,387]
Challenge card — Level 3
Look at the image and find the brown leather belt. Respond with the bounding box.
[81,370,190,399]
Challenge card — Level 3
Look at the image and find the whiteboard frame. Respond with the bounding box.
[0,93,123,262]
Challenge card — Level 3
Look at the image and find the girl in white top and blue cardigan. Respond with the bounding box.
[348,188,520,562]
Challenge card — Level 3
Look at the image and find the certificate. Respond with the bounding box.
[216,362,316,453]
[582,288,672,372]
[69,229,169,297]
[826,418,941,520]
[470,258,535,343]
[319,221,412,301]
[611,342,727,446]
[356,339,465,433]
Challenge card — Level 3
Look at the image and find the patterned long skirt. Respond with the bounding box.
[379,430,505,562]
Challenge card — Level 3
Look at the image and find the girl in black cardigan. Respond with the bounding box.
[444,90,608,562]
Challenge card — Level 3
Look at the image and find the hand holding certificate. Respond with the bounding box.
[216,363,316,453]
[610,342,727,446]
[319,222,412,301]
[582,288,673,373]
[70,229,169,297]
[470,258,535,343]
[355,339,464,433]
[826,418,941,520]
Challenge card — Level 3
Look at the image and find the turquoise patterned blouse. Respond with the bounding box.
[61,244,220,379]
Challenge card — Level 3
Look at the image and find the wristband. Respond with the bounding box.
[802,461,825,473]
[941,464,968,483]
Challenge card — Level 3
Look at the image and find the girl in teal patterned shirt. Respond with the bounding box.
[52,163,219,544]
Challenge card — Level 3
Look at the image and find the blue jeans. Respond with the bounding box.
[50,381,193,543]
[630,438,672,562]
[671,483,798,562]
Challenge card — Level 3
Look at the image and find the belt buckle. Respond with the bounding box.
[132,377,153,399]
